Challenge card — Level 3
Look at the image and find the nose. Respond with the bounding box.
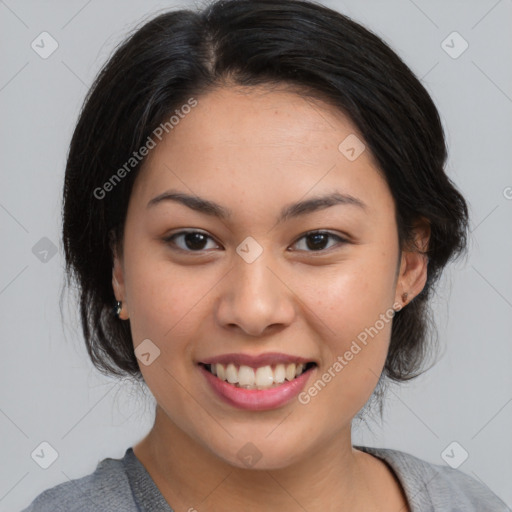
[215,247,296,337]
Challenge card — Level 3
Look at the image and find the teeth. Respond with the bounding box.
[207,362,312,389]
[226,363,238,384]
[285,363,296,381]
[274,364,286,383]
[255,366,274,388]
[216,363,226,380]
[238,365,255,387]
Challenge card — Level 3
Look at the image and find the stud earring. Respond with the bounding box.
[401,292,409,304]
[114,300,122,317]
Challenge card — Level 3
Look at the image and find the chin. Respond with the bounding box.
[208,434,309,471]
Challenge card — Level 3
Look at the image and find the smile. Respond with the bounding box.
[197,353,318,410]
[201,362,317,390]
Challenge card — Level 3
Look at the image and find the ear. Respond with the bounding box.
[111,235,129,320]
[395,217,430,308]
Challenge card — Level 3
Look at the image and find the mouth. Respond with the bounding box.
[198,361,317,390]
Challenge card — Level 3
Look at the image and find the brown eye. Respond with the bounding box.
[291,231,347,252]
[164,231,219,252]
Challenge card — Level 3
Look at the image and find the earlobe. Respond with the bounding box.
[112,248,124,296]
[111,247,129,320]
[395,219,430,308]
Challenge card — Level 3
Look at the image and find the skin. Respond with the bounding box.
[112,85,430,512]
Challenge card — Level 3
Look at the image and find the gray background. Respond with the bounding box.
[1,0,511,510]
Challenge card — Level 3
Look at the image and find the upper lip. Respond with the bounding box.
[199,352,317,368]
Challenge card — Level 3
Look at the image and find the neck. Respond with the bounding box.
[133,405,387,512]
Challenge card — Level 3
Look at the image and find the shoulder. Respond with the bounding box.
[20,450,137,512]
[355,445,511,512]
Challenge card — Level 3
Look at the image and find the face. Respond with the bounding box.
[112,85,428,470]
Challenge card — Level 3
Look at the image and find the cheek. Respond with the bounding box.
[122,260,209,403]
[296,248,397,391]
[123,255,210,417]
[300,247,397,327]
[297,268,395,427]
[125,248,211,336]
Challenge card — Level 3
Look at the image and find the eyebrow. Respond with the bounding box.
[146,189,367,224]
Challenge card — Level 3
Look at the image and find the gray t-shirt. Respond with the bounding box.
[21,445,511,511]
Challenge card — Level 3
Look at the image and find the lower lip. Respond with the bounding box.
[199,364,315,411]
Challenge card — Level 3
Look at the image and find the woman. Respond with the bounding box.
[22,0,510,510]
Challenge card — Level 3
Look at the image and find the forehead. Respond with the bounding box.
[131,86,392,217]
[153,85,362,156]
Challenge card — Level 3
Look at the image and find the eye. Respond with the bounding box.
[290,231,348,252]
[164,230,220,252]
[163,229,348,254]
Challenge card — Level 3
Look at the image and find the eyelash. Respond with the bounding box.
[163,230,349,254]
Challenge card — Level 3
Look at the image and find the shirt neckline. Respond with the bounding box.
[354,444,434,512]
[124,445,428,512]
[123,447,175,512]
